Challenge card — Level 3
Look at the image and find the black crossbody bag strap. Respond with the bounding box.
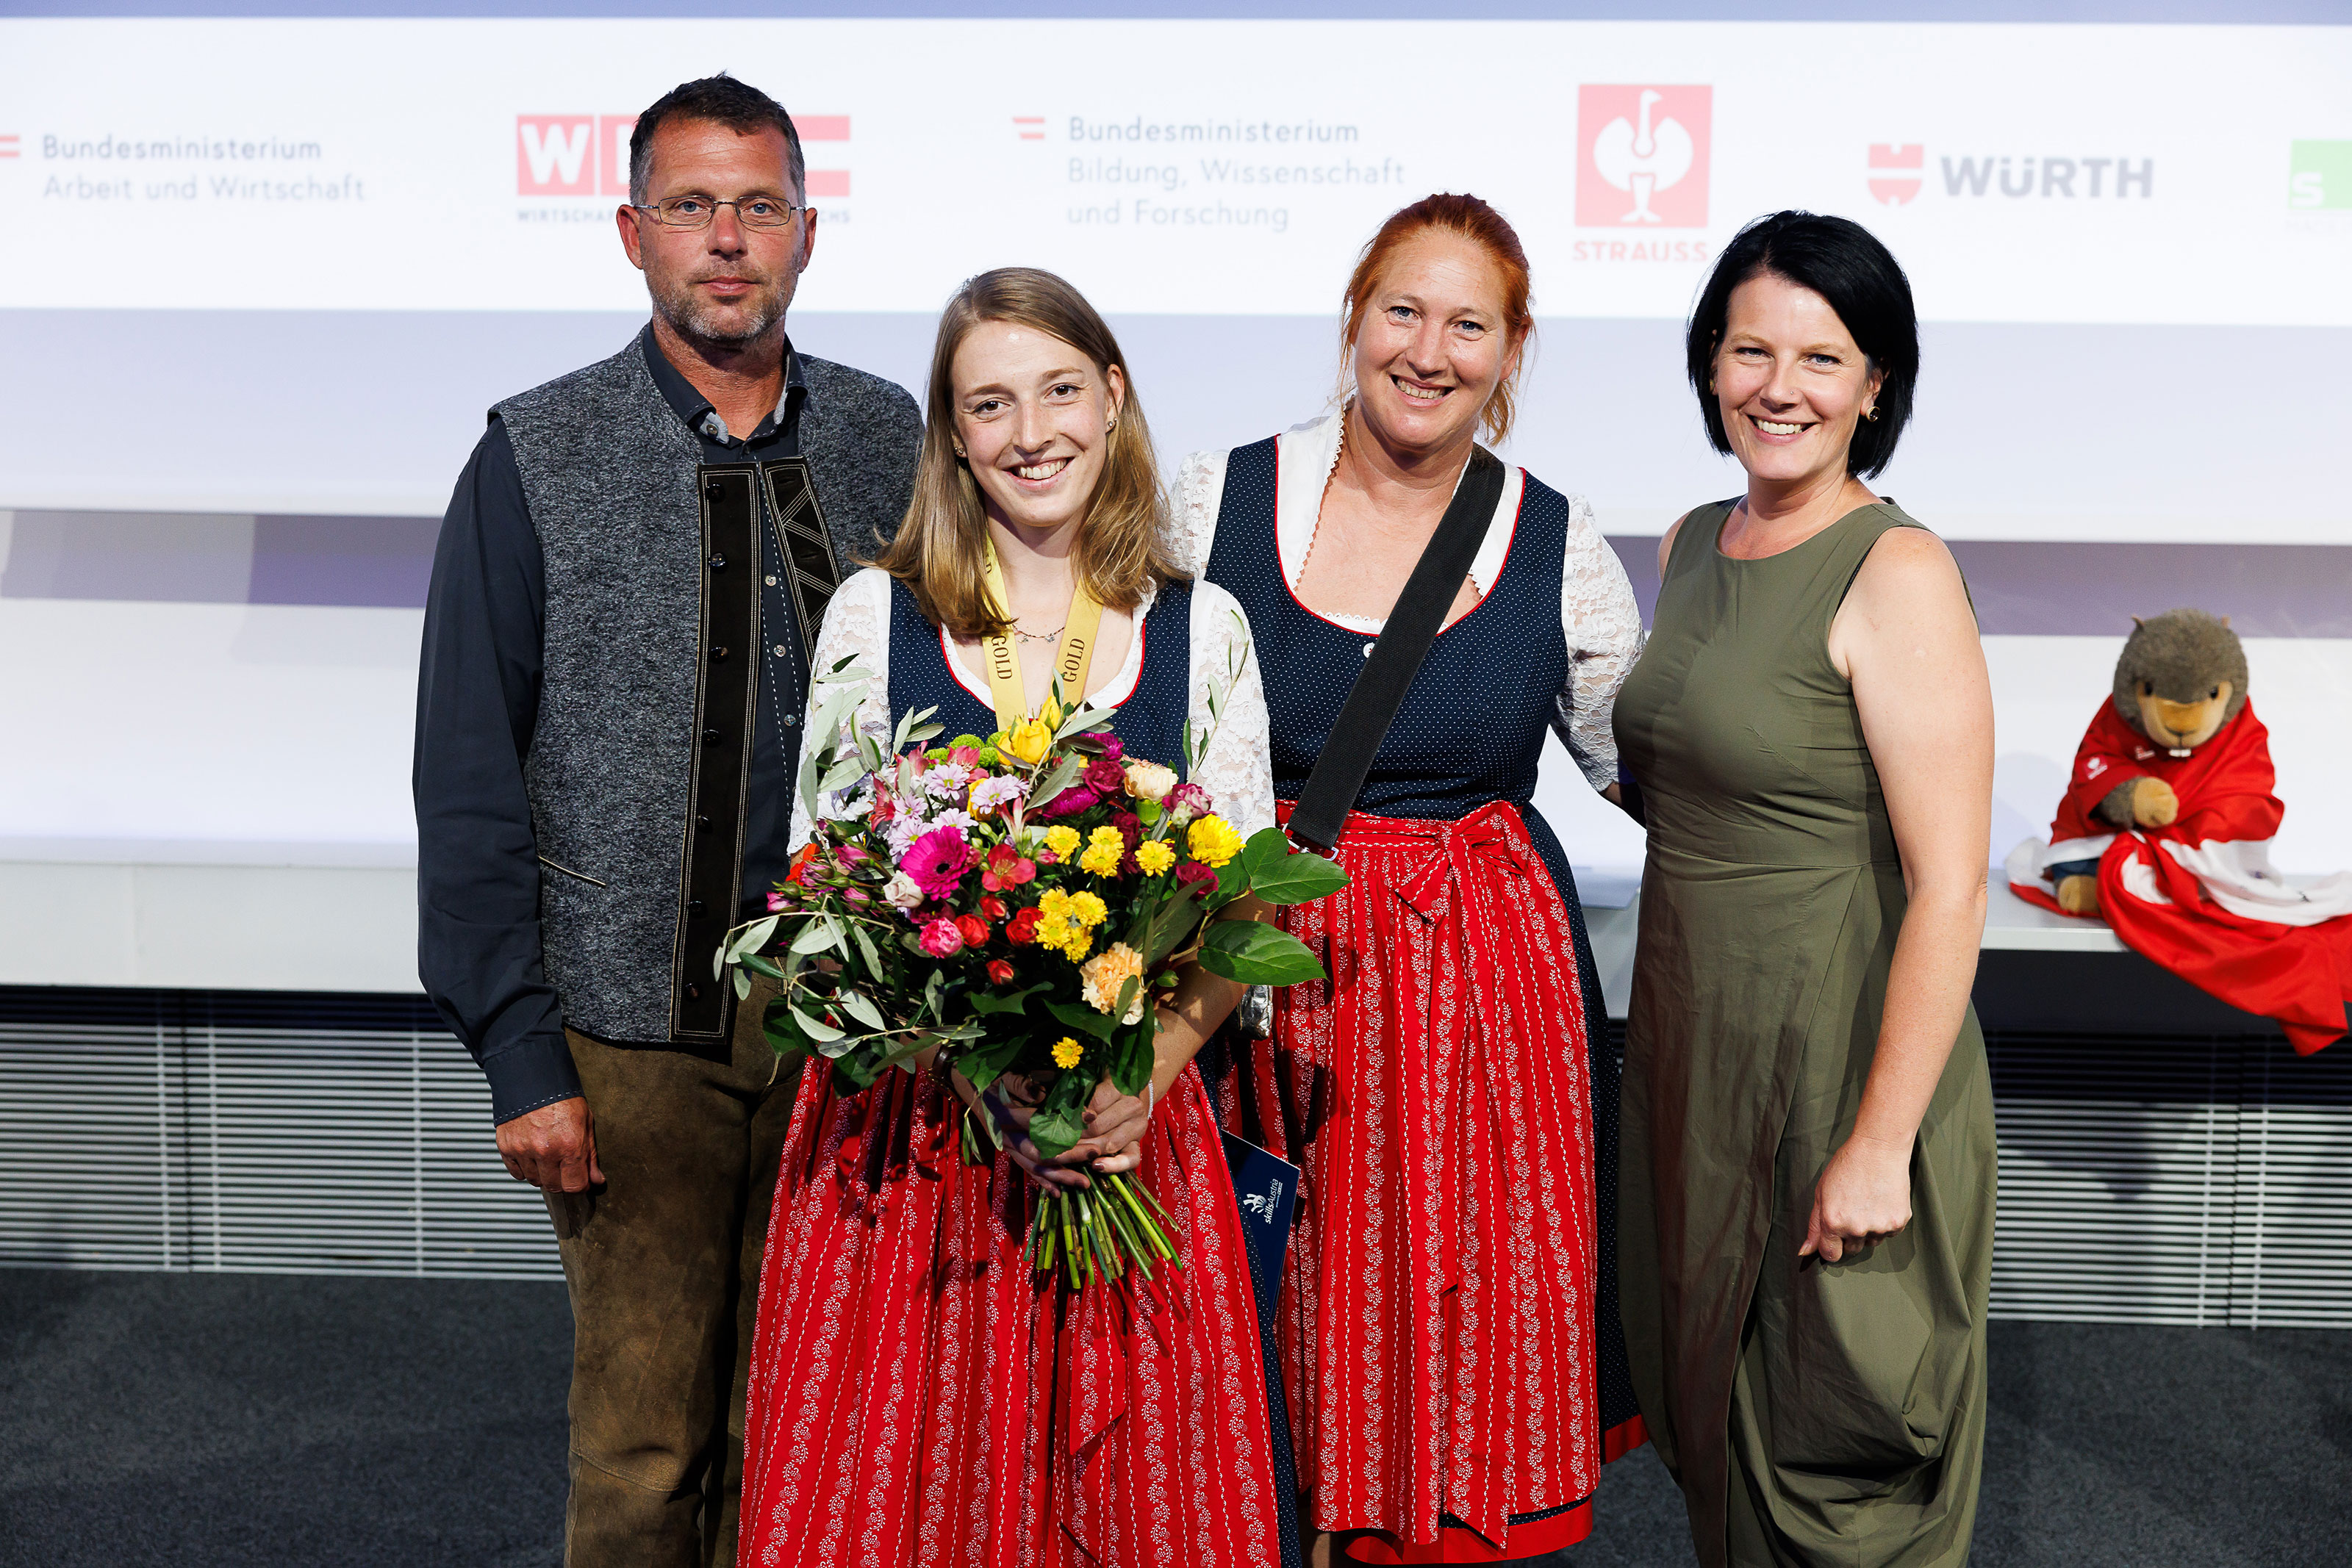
[1286,445,1505,856]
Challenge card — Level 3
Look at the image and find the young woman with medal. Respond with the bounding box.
[735,267,1287,1567]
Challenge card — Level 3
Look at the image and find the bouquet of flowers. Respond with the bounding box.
[719,638,1345,1290]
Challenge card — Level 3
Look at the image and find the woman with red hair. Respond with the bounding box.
[1180,194,1646,1564]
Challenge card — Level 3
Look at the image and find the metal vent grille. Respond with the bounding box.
[0,988,557,1279]
[7,990,2348,1323]
[1987,1030,2352,1328]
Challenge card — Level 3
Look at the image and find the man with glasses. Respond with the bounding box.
[414,73,919,1567]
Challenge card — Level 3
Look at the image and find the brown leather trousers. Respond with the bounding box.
[547,982,799,1568]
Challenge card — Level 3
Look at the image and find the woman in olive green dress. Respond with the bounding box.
[1613,211,1996,1568]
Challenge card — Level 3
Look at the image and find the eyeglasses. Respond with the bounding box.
[628,196,809,231]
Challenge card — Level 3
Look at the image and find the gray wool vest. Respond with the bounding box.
[495,334,919,1047]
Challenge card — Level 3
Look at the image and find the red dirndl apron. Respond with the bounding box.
[1224,799,1607,1561]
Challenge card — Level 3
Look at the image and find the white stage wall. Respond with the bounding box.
[1,8,2348,990]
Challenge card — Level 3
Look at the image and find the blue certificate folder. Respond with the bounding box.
[1219,1131,1299,1315]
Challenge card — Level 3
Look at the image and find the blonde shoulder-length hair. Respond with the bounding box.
[875,267,1180,639]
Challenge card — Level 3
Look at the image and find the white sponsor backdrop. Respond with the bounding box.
[1,18,2347,324]
[3,15,2351,990]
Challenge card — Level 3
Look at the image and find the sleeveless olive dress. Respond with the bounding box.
[1612,501,1996,1568]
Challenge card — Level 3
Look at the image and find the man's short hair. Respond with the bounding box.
[628,73,806,205]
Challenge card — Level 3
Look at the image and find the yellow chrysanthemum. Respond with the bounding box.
[1069,891,1108,927]
[1051,1036,1083,1070]
[1050,924,1094,961]
[1135,840,1175,876]
[1043,824,1080,860]
[1186,814,1246,868]
[1079,825,1125,877]
[1036,888,1072,920]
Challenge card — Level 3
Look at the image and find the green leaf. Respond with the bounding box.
[835,988,886,1031]
[1045,999,1118,1042]
[797,747,827,827]
[1205,855,1249,912]
[1026,754,1083,808]
[739,952,786,982]
[1197,921,1327,986]
[1128,882,1207,969]
[953,1029,1028,1096]
[789,918,839,955]
[725,914,781,965]
[970,982,1050,1017]
[850,924,884,981]
[1239,829,1350,905]
[732,966,752,1001]
[1026,1068,1092,1158]
[892,702,939,752]
[761,996,811,1058]
[819,752,869,795]
[814,658,875,684]
[789,1001,845,1043]
[1110,1015,1156,1096]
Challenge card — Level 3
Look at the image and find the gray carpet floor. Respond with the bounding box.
[1,1267,2344,1566]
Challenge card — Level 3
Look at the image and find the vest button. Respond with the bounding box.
[709,644,728,662]
[696,813,713,828]
[703,727,723,744]
[689,899,706,915]
[685,982,703,1001]
[703,479,723,500]
[707,553,727,571]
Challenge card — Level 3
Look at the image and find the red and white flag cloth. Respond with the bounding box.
[2006,700,2352,1054]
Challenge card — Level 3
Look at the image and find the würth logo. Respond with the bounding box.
[516,115,853,198]
[1577,85,1710,229]
[1937,153,2153,200]
[1868,145,1923,206]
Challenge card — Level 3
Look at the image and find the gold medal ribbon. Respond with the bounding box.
[980,536,1103,733]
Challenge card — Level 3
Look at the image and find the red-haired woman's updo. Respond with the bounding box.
[1338,193,1535,445]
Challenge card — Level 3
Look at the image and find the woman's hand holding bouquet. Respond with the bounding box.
[720,643,1344,1290]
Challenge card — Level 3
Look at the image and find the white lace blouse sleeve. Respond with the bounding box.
[1164,449,1229,579]
[789,568,897,849]
[1555,495,1645,792]
[1185,580,1277,840]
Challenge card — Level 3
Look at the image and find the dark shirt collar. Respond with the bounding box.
[637,321,806,446]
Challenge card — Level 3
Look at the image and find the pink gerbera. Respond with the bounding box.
[903,826,975,902]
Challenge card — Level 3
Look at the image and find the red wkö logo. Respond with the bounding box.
[517,115,850,198]
[1868,145,1923,206]
[1577,85,1710,228]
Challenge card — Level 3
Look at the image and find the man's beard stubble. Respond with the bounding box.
[648,268,790,353]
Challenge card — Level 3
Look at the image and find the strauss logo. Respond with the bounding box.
[1576,84,1710,229]
[1591,89,1696,223]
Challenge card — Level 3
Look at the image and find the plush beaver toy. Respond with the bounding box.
[2048,608,2251,915]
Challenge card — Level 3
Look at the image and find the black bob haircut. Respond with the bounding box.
[629,73,806,206]
[1686,210,1920,481]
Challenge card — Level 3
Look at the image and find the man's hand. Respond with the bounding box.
[496,1096,604,1192]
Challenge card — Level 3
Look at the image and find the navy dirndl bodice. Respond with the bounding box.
[1200,434,1568,821]
[884,575,1194,777]
[1197,433,1641,1442]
